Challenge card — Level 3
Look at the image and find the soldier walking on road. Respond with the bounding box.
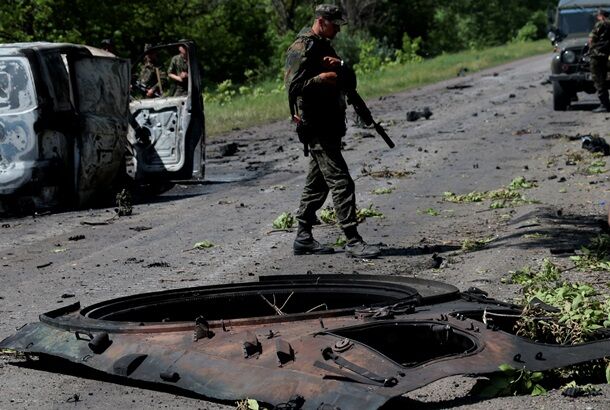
[284,4,381,259]
[589,8,610,112]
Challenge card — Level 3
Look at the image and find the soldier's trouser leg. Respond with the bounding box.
[299,146,358,230]
[591,56,609,106]
[296,153,330,227]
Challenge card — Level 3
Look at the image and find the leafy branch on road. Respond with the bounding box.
[506,259,610,385]
[570,234,610,272]
[461,237,494,252]
[272,212,296,230]
[320,205,385,225]
[444,176,538,209]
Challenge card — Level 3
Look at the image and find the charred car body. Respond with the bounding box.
[4,275,610,409]
[0,41,204,213]
[549,0,610,110]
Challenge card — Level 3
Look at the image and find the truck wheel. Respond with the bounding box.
[553,81,570,111]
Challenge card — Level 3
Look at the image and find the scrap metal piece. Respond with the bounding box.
[113,354,148,377]
[3,275,610,409]
[275,338,294,365]
[242,331,261,358]
[75,331,111,354]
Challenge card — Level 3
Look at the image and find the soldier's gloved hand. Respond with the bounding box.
[322,56,341,69]
[317,71,338,85]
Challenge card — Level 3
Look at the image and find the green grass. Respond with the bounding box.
[205,40,550,136]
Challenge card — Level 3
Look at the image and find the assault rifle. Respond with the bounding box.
[132,79,162,98]
[339,64,395,149]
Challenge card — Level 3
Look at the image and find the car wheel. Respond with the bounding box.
[553,81,570,111]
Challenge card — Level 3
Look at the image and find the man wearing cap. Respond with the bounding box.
[589,8,610,112]
[284,4,381,259]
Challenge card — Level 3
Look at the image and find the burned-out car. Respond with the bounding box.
[0,41,204,213]
[548,0,610,110]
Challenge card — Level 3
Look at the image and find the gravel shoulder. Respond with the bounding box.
[2,53,610,409]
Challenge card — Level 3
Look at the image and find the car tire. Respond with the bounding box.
[553,81,571,111]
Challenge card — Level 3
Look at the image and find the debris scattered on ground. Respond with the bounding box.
[334,235,347,247]
[470,364,546,398]
[561,381,602,398]
[36,262,52,269]
[541,133,581,140]
[115,189,133,216]
[422,208,440,216]
[124,257,144,264]
[218,142,239,157]
[192,240,215,250]
[446,83,472,90]
[361,166,413,178]
[68,235,85,241]
[356,205,385,222]
[61,293,75,299]
[406,107,433,122]
[129,226,152,232]
[145,262,170,268]
[272,212,295,230]
[444,177,538,209]
[581,135,610,155]
[513,128,534,136]
[372,187,394,195]
[320,207,336,224]
[461,237,494,252]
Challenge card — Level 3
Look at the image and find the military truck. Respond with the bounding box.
[0,41,204,213]
[549,0,610,110]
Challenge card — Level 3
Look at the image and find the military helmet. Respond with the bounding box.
[315,4,347,25]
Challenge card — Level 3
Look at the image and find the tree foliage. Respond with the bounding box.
[0,0,557,87]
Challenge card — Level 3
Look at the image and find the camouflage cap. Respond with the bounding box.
[315,4,346,25]
[598,8,610,17]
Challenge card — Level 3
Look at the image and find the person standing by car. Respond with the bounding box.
[589,8,610,112]
[284,4,381,259]
[168,45,189,96]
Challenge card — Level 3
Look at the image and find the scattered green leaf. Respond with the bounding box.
[193,240,214,249]
[508,176,537,190]
[320,207,337,224]
[334,235,347,247]
[424,208,440,216]
[461,237,494,252]
[471,364,546,398]
[523,233,549,239]
[356,205,385,221]
[372,187,394,195]
[272,212,295,229]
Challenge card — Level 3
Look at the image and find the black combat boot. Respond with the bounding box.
[343,226,381,259]
[293,223,334,255]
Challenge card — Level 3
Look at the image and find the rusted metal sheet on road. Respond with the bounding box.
[3,275,610,409]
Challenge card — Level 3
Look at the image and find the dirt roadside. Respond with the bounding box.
[2,53,610,409]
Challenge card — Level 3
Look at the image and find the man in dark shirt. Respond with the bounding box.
[284,4,381,259]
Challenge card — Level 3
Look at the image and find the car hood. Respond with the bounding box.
[558,36,589,51]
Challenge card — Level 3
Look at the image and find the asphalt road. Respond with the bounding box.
[2,53,610,409]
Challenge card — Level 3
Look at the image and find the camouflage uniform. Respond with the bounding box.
[139,61,162,96]
[168,54,188,96]
[285,28,357,231]
[589,17,610,107]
